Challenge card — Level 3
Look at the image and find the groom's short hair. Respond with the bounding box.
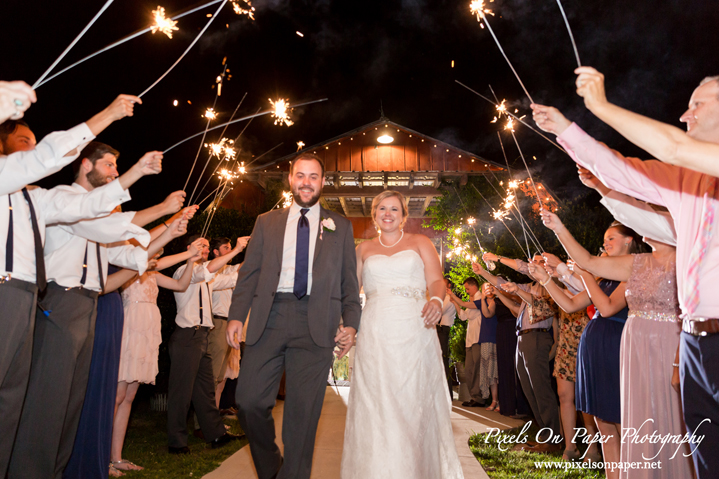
[463,277,479,288]
[291,153,325,176]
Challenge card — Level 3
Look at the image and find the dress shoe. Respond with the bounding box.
[211,432,246,449]
[193,428,205,440]
[168,446,190,455]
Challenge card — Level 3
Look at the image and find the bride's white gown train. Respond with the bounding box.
[340,250,464,478]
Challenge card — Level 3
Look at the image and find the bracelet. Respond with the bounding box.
[429,296,443,306]
[540,276,552,286]
[672,362,680,368]
[163,221,170,229]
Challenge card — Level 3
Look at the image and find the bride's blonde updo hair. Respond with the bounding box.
[371,190,409,230]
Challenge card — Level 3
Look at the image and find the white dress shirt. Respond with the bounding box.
[210,263,240,317]
[277,201,320,295]
[44,182,149,291]
[600,189,677,246]
[439,294,456,327]
[0,123,94,196]
[457,291,482,347]
[0,179,131,283]
[173,262,216,328]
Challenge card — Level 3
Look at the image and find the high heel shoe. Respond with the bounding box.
[485,401,499,411]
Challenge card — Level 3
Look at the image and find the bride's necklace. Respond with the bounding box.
[378,230,404,248]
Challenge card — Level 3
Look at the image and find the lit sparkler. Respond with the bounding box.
[204,108,217,120]
[467,217,476,225]
[296,141,305,151]
[151,6,179,38]
[269,98,294,127]
[469,0,494,24]
[218,168,238,181]
[505,117,515,131]
[238,162,246,174]
[231,0,255,20]
[468,1,534,104]
[281,191,293,208]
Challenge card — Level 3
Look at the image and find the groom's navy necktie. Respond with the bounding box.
[293,208,310,299]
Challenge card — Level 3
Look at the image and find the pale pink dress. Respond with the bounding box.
[620,254,694,478]
[118,272,162,384]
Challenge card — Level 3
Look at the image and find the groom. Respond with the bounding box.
[226,153,361,479]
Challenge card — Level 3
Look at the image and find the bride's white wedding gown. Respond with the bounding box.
[340,250,464,478]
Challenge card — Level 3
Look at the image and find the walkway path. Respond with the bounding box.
[204,386,524,478]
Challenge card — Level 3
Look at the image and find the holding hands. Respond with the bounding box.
[334,325,357,359]
[420,298,443,328]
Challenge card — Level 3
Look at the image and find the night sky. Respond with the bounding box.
[3,0,718,212]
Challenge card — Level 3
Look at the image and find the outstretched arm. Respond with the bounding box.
[540,209,634,282]
[575,66,719,177]
[156,252,201,292]
[527,263,591,313]
[494,290,520,317]
[482,252,530,276]
[207,236,250,273]
[578,268,628,317]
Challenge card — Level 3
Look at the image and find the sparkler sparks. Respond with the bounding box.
[205,138,235,159]
[504,117,515,131]
[296,141,305,151]
[467,217,476,225]
[281,191,293,208]
[492,210,510,221]
[238,162,246,174]
[231,0,255,20]
[151,6,179,38]
[469,0,494,25]
[269,98,294,127]
[218,168,238,181]
[204,108,217,120]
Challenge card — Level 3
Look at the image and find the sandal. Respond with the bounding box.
[485,401,499,411]
[109,464,125,477]
[111,459,144,471]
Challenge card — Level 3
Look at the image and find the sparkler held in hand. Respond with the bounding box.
[469,0,534,104]
[35,0,226,88]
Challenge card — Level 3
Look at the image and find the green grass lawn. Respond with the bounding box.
[469,423,606,479]
[118,403,248,478]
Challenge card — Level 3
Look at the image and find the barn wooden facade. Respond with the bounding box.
[221,117,509,247]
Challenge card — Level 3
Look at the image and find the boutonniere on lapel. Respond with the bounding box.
[320,217,336,240]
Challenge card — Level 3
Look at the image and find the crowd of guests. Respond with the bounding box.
[0,82,250,479]
[437,68,719,479]
[3,60,719,479]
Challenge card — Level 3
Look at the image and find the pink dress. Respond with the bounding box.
[118,272,162,384]
[620,254,694,478]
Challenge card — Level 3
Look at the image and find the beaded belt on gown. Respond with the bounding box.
[365,286,426,301]
[628,310,679,323]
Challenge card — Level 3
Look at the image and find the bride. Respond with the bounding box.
[340,190,464,478]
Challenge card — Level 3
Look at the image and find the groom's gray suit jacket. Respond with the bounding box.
[227,204,361,347]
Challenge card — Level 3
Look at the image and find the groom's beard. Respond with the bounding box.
[292,184,322,208]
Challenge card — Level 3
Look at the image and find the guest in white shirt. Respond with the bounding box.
[448,276,483,407]
[437,277,457,398]
[167,234,248,453]
[0,93,140,195]
[207,237,248,410]
[8,141,163,479]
